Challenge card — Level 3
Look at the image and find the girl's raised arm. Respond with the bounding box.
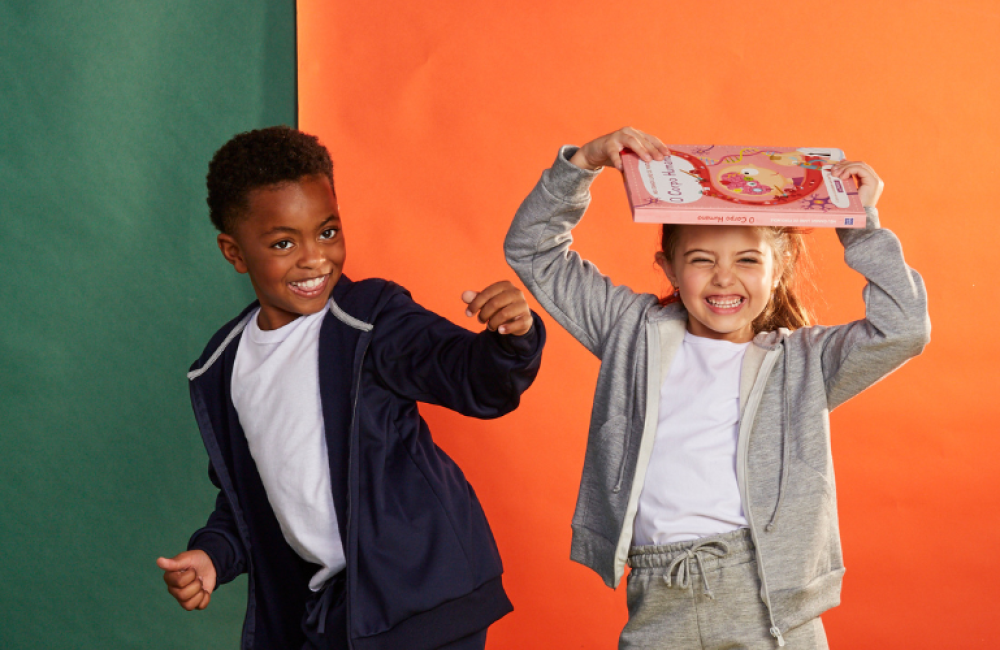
[504,128,667,357]
[803,163,930,409]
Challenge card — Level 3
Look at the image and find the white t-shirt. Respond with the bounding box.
[231,308,345,591]
[633,331,750,545]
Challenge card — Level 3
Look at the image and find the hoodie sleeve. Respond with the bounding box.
[368,289,546,419]
[808,207,931,410]
[504,146,655,358]
[186,462,248,586]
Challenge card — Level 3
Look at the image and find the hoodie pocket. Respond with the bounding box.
[593,415,631,494]
[774,456,838,579]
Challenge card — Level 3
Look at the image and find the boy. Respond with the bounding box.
[156,126,545,650]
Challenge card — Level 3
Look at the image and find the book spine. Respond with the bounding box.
[632,207,864,228]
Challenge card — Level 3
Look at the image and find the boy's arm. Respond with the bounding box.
[503,128,669,358]
[806,162,931,409]
[156,462,245,611]
[185,462,248,586]
[367,285,545,418]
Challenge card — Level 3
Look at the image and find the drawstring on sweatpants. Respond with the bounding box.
[662,539,731,600]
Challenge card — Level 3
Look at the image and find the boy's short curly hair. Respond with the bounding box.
[206,126,334,234]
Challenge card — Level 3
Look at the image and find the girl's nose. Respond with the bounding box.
[713,265,734,286]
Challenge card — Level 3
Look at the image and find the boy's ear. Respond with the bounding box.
[217,233,249,274]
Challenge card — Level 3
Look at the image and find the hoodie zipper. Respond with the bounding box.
[344,344,368,650]
[612,320,678,584]
[736,347,786,647]
[336,298,374,650]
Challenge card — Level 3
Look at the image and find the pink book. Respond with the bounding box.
[621,145,866,228]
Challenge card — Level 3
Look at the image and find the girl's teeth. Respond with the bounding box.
[708,297,743,308]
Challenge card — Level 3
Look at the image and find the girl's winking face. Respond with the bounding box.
[659,226,779,344]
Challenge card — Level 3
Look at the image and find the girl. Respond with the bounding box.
[502,127,929,649]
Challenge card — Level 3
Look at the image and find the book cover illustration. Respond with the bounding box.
[621,145,866,228]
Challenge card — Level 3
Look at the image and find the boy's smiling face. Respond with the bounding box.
[217,174,345,330]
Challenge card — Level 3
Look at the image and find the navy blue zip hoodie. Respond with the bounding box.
[183,275,545,649]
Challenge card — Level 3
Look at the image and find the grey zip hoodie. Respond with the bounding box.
[505,146,930,644]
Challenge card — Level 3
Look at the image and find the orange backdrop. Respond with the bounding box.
[298,2,999,647]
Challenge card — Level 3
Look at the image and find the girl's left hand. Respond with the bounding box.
[828,160,884,207]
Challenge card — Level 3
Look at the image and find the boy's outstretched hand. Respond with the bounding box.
[462,281,533,336]
[827,160,884,207]
[157,550,217,611]
[569,126,671,172]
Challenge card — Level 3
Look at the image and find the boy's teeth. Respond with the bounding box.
[293,276,325,289]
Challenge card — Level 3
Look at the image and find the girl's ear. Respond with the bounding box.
[655,251,678,286]
[217,233,249,274]
[773,250,792,290]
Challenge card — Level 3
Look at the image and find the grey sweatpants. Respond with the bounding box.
[620,528,829,650]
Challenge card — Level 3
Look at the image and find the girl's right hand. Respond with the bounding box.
[569,127,670,172]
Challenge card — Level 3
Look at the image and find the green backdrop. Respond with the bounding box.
[0,2,296,647]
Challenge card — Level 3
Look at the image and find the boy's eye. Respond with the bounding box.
[272,240,293,250]
[320,228,338,240]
